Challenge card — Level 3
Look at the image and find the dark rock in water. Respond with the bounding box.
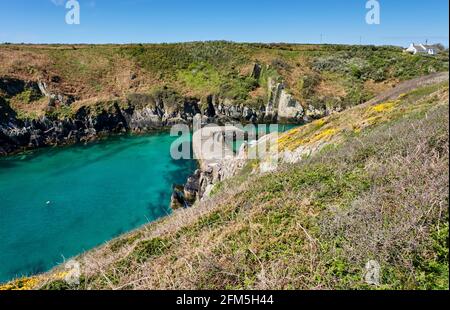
[170,185,186,210]
[184,169,201,205]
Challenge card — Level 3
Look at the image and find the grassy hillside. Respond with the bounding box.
[3,76,447,290]
[1,42,448,119]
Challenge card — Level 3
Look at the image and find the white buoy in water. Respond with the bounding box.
[46,201,51,205]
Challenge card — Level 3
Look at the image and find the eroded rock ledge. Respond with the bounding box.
[171,123,268,209]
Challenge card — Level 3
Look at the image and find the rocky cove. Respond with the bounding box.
[0,70,316,211]
[0,101,296,284]
[0,71,307,281]
[3,54,447,284]
[0,37,447,290]
[0,65,330,156]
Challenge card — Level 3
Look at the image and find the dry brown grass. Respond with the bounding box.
[363,79,397,95]
[0,47,51,80]
[319,105,449,288]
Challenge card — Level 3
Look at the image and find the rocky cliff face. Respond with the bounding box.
[266,78,306,123]
[204,74,322,124]
[0,71,314,155]
[264,76,345,122]
[0,103,127,155]
[205,94,267,123]
[174,144,248,208]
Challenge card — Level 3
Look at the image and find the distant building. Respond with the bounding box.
[405,43,440,55]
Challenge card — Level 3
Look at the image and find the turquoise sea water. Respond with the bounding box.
[0,133,196,283]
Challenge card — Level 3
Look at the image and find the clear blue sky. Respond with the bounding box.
[0,0,448,46]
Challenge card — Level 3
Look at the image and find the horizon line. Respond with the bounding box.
[2,40,446,48]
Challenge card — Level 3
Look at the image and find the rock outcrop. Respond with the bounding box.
[38,80,75,107]
[0,77,42,98]
[277,89,305,121]
[171,125,255,209]
[266,77,307,123]
[207,95,265,124]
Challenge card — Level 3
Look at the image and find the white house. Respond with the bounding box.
[405,43,439,55]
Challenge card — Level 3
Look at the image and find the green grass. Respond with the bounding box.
[128,237,171,263]
[177,62,221,94]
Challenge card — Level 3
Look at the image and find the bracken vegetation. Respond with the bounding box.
[5,77,447,291]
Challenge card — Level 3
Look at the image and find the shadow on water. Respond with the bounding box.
[144,190,174,223]
[46,153,116,178]
[166,140,198,185]
[0,135,160,178]
[146,191,170,213]
[113,228,126,238]
[0,160,20,170]
[8,260,47,281]
[146,201,170,221]
[129,217,142,228]
[0,133,144,168]
[166,160,198,185]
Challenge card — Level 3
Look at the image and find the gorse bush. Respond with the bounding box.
[299,73,321,98]
[219,74,259,101]
[312,47,448,82]
[121,41,251,74]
